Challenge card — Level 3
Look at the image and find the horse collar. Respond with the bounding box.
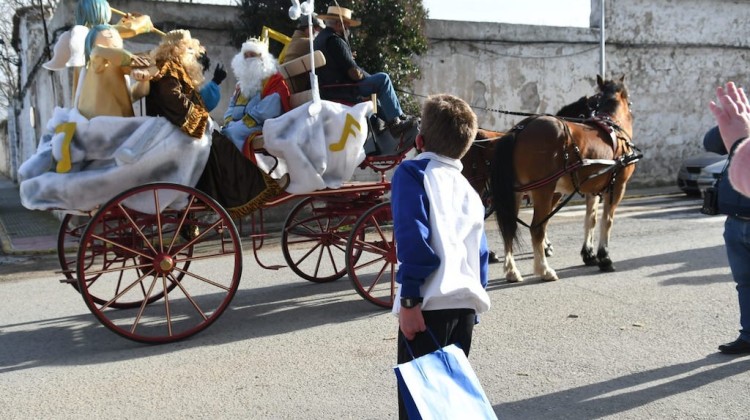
[589,114,619,153]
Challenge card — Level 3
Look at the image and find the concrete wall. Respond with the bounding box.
[413,0,750,187]
[6,0,750,188]
[5,0,242,181]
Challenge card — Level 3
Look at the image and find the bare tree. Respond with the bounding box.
[0,0,55,118]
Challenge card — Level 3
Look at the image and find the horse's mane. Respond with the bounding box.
[556,78,629,119]
[556,96,591,118]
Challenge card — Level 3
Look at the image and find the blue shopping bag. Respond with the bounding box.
[394,331,498,420]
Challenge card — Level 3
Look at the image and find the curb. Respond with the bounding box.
[0,188,683,256]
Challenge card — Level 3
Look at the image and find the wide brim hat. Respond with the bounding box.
[318,6,361,27]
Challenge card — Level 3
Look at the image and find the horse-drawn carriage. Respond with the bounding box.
[23,0,643,345]
[32,73,641,346]
[52,144,410,344]
[14,0,433,344]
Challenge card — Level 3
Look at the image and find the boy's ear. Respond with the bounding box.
[415,134,424,151]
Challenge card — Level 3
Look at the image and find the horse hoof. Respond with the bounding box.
[539,268,558,281]
[506,272,524,283]
[599,262,615,272]
[581,247,598,266]
[582,255,599,266]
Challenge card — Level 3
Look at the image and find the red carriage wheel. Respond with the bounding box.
[76,183,242,344]
[60,212,186,309]
[281,197,364,283]
[346,201,397,308]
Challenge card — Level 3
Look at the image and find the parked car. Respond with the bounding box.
[696,158,728,195]
[676,152,725,196]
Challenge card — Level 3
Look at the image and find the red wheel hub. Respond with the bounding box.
[153,254,176,274]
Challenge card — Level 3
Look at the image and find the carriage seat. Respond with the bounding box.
[278,50,327,109]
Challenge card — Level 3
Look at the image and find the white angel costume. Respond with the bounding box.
[262,100,373,194]
[18,70,211,213]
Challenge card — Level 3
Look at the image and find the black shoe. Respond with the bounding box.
[388,116,418,138]
[371,116,387,134]
[718,338,750,354]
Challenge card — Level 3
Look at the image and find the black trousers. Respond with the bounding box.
[397,308,476,420]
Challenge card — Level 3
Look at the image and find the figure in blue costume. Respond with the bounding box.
[222,37,291,157]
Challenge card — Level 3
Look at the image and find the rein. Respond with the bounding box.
[509,114,641,230]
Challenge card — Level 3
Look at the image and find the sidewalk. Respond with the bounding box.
[0,173,682,255]
[0,175,62,255]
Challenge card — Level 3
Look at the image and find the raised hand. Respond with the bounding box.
[212,63,227,85]
[709,81,750,151]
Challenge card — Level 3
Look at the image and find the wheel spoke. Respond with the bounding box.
[115,202,160,256]
[167,273,209,321]
[167,195,197,253]
[130,276,158,334]
[172,266,233,292]
[162,275,172,336]
[77,183,241,343]
[100,270,156,310]
[366,261,390,294]
[350,237,390,255]
[346,202,395,308]
[353,255,386,271]
[325,245,338,274]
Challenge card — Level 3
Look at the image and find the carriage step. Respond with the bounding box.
[58,277,77,284]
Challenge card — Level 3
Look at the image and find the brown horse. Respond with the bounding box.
[461,128,504,214]
[489,75,640,282]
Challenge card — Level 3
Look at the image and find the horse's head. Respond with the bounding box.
[593,75,632,133]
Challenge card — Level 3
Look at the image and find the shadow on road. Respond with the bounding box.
[0,277,386,373]
[495,354,750,419]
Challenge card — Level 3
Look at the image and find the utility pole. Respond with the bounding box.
[599,0,606,77]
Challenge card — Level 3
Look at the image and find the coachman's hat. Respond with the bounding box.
[318,6,361,27]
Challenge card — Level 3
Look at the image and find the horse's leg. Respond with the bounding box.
[597,185,627,272]
[503,192,525,282]
[581,193,600,266]
[544,192,562,257]
[530,188,558,281]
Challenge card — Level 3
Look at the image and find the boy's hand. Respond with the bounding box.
[399,307,426,340]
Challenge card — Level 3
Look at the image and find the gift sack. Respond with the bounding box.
[394,333,497,420]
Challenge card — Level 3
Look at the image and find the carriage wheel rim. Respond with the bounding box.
[76,183,242,344]
[346,202,396,309]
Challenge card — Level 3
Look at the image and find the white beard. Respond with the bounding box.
[231,53,278,99]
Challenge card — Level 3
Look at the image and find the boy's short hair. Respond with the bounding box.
[419,94,478,159]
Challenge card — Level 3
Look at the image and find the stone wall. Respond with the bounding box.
[6,0,750,188]
[413,0,750,187]
[5,0,241,180]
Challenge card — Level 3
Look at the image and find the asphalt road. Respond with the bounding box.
[1,194,749,419]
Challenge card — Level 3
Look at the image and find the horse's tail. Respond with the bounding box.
[490,131,519,250]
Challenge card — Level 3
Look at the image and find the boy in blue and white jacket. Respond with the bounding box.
[393,94,491,419]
